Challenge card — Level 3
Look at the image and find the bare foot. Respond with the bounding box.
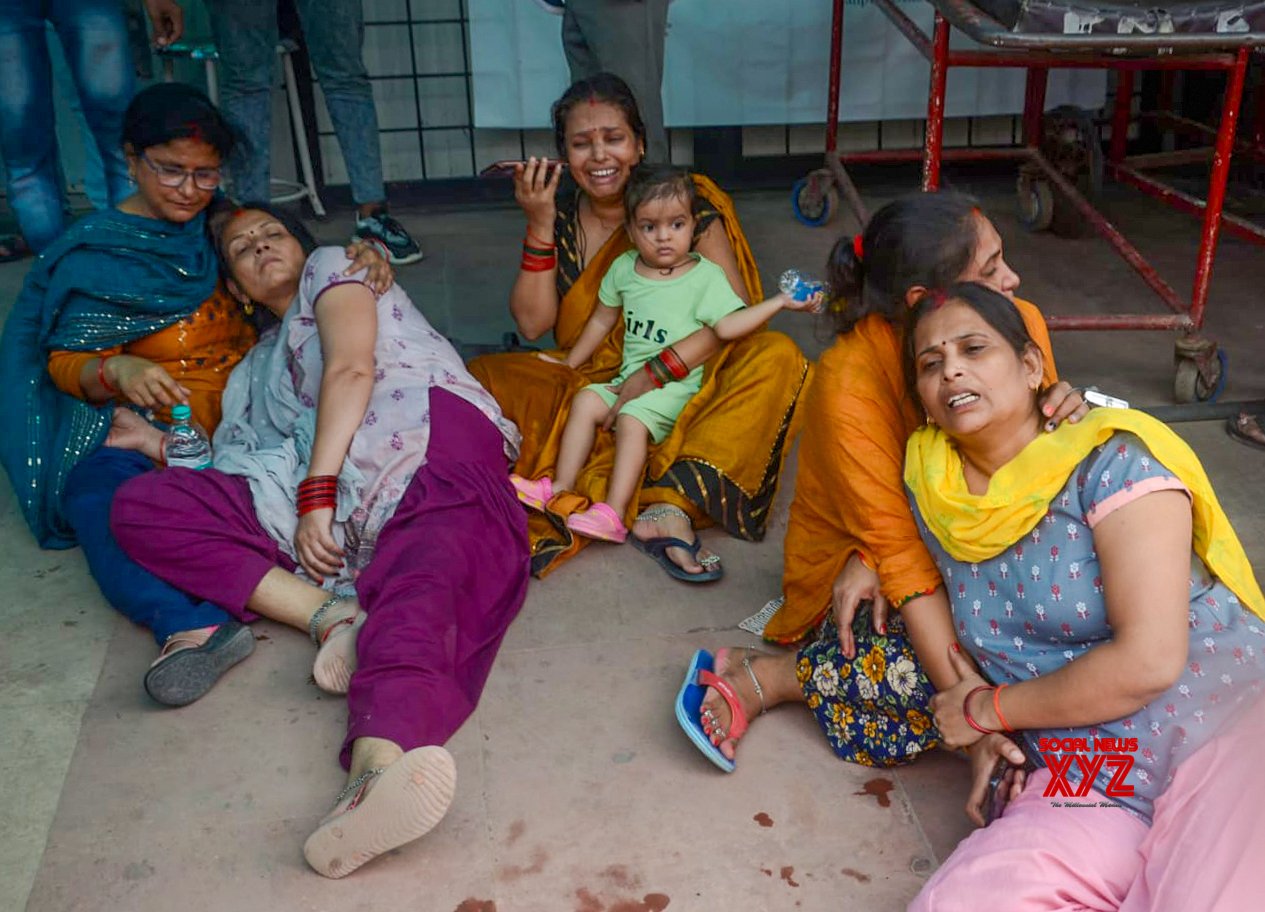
[699,647,773,761]
[313,598,363,694]
[632,507,720,575]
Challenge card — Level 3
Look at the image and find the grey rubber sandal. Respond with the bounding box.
[144,622,256,707]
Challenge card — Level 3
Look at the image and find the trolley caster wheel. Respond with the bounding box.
[1173,348,1228,404]
[791,175,839,228]
[1017,174,1055,232]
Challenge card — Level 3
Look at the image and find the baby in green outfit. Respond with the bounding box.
[511,165,820,543]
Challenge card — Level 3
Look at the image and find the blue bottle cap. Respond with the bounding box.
[171,404,192,422]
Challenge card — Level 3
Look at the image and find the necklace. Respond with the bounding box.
[640,254,691,276]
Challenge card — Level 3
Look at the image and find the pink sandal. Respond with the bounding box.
[303,745,457,878]
[510,474,553,511]
[565,502,628,542]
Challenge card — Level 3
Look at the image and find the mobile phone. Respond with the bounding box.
[1083,387,1129,409]
[982,761,1010,825]
[478,159,567,178]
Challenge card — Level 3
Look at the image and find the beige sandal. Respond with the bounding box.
[309,596,363,694]
[303,745,457,879]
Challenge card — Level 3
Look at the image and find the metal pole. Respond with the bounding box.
[922,12,950,191]
[1189,47,1250,330]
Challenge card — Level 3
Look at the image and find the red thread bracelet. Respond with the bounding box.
[525,230,555,250]
[98,355,118,394]
[993,683,1014,733]
[963,685,997,735]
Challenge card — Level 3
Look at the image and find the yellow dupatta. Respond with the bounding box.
[904,408,1264,618]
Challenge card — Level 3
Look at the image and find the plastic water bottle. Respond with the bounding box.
[163,404,212,470]
[779,269,829,305]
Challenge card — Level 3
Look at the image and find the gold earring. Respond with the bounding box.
[242,300,255,316]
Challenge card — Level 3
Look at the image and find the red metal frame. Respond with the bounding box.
[820,0,1264,339]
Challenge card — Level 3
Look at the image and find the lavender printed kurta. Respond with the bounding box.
[214,247,520,591]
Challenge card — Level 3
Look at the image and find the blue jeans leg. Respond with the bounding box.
[205,0,277,202]
[296,0,385,205]
[49,0,135,207]
[63,447,231,645]
[0,0,66,251]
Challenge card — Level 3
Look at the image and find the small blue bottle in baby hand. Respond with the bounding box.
[779,269,829,312]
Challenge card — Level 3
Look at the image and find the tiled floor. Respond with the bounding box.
[2,171,1263,912]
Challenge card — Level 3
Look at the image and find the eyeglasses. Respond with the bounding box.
[139,152,222,191]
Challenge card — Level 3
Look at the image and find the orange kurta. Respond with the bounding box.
[766,297,1057,644]
[47,283,256,434]
[470,174,811,576]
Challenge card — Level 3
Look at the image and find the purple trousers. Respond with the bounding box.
[113,389,530,768]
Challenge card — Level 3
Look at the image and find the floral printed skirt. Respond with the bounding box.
[795,606,939,767]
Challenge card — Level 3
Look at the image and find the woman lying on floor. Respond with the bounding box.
[108,204,530,878]
[0,84,391,707]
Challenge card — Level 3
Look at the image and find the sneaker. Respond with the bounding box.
[352,209,424,265]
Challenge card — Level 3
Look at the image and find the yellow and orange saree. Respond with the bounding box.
[469,175,810,577]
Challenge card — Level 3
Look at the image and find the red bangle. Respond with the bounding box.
[963,685,997,735]
[643,361,664,389]
[993,683,1014,733]
[660,346,689,381]
[520,253,556,272]
[98,355,118,394]
[297,475,338,516]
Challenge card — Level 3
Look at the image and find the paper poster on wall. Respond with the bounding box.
[469,0,1107,128]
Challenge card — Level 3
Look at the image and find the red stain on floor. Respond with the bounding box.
[855,776,894,808]
[780,865,800,888]
[601,864,641,890]
[610,895,670,912]
[574,888,670,911]
[506,819,525,846]
[841,867,872,883]
[497,847,547,881]
[760,867,774,877]
[454,901,497,912]
[753,812,774,828]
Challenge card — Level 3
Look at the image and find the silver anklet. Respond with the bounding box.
[741,651,767,716]
[636,504,690,524]
[334,766,385,806]
[308,595,348,646]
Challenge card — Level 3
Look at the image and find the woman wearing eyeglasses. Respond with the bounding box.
[0,82,389,707]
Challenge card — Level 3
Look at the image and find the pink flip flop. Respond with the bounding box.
[565,502,628,542]
[510,474,553,511]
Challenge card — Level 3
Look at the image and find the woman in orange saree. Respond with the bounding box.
[675,193,1087,772]
[469,74,809,580]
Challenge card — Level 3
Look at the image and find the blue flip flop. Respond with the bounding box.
[675,649,736,773]
[631,535,723,583]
